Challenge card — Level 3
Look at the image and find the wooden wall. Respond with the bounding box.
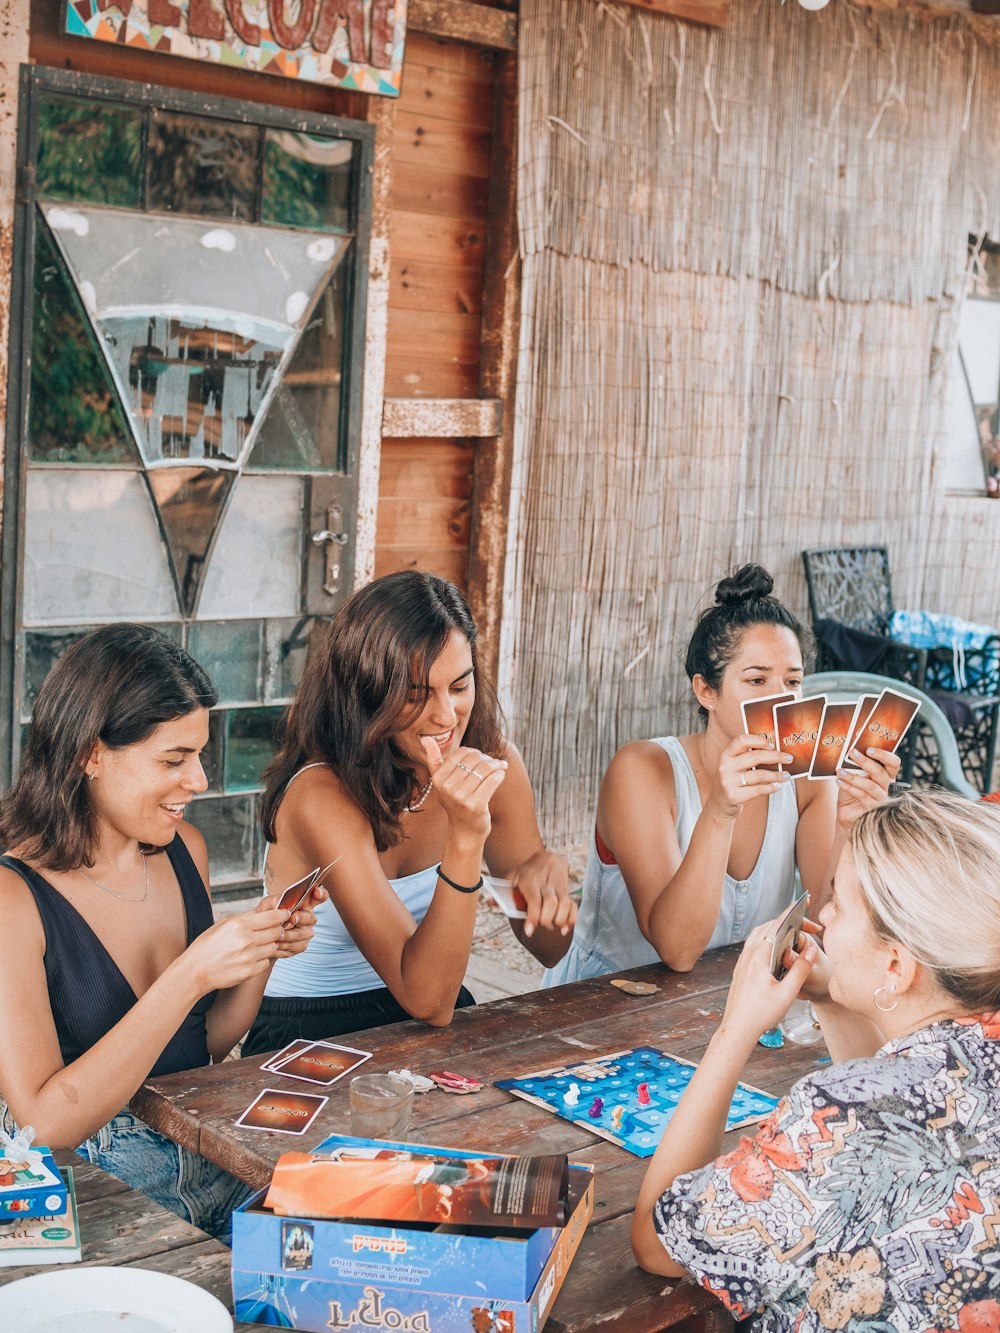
[376,33,495,590]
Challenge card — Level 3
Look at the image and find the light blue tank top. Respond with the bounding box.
[262,765,440,999]
[544,736,799,986]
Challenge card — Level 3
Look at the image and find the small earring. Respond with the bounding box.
[87,772,96,782]
[873,983,897,1013]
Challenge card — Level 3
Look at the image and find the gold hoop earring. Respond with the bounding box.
[873,984,897,1013]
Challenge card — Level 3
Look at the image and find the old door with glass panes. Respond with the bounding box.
[3,68,372,891]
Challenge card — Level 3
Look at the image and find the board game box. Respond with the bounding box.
[0,1147,68,1219]
[232,1133,594,1333]
[496,1046,780,1158]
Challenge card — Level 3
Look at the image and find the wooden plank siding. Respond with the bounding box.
[378,31,498,593]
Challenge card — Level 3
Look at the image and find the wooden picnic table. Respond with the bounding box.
[130,947,828,1333]
[0,1150,258,1331]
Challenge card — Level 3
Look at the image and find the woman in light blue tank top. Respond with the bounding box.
[547,565,900,987]
[243,572,577,1056]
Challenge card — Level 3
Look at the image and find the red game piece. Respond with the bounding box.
[637,1081,651,1106]
[428,1070,483,1095]
[588,1097,604,1119]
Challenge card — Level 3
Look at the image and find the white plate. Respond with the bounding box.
[0,1266,233,1332]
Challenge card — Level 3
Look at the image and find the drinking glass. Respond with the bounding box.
[349,1073,414,1139]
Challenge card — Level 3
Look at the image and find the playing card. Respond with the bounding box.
[740,693,795,753]
[260,1039,313,1074]
[773,695,825,778]
[841,689,920,771]
[269,1041,371,1086]
[235,1088,328,1135]
[482,876,528,919]
[276,857,342,913]
[837,694,878,772]
[769,893,809,979]
[809,700,864,779]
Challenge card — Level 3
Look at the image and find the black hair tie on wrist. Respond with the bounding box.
[436,864,483,894]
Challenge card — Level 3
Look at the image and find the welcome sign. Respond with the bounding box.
[65,0,408,96]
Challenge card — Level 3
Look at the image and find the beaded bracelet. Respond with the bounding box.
[436,864,483,894]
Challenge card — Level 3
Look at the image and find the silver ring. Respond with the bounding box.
[739,771,747,787]
[472,769,486,782]
[764,934,775,943]
[456,761,473,774]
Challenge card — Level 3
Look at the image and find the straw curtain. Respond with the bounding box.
[503,0,1000,845]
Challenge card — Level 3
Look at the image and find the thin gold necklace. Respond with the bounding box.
[77,855,150,904]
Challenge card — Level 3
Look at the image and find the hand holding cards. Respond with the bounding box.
[742,688,920,782]
[276,857,342,914]
[768,893,808,979]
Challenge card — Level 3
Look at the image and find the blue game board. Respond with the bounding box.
[496,1046,780,1158]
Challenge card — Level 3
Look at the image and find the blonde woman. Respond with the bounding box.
[633,791,1000,1333]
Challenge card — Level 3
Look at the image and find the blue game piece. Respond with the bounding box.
[758,1025,784,1048]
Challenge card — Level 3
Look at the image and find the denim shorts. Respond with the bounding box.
[1,1101,249,1246]
[76,1111,251,1245]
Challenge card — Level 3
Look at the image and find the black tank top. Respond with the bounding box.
[1,836,216,1078]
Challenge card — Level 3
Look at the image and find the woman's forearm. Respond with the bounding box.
[9,961,203,1148]
[644,809,736,970]
[205,969,271,1062]
[396,830,483,1023]
[633,1023,756,1272]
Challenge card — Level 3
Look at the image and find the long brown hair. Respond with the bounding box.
[261,571,504,852]
[0,623,217,870]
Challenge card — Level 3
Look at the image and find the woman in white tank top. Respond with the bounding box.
[546,565,900,987]
[243,572,576,1057]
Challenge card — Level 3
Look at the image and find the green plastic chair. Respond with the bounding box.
[803,670,979,800]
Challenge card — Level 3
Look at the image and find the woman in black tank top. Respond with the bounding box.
[0,624,321,1241]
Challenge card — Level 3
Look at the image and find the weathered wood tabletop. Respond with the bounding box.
[131,948,828,1333]
[0,1150,258,1331]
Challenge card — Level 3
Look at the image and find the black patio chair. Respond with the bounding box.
[801,546,1000,792]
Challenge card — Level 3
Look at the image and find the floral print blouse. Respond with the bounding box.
[653,1015,1000,1333]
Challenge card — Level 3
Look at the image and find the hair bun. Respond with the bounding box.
[715,564,774,606]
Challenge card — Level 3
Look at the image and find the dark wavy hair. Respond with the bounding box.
[0,623,217,870]
[260,571,504,853]
[685,564,812,715]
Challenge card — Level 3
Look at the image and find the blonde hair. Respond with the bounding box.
[847,791,1000,1011]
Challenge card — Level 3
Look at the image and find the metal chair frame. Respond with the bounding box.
[801,546,1000,792]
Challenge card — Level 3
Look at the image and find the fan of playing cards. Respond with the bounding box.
[741,687,921,781]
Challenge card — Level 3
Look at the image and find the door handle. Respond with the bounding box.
[311,507,348,597]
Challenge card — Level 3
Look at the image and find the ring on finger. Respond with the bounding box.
[739,771,747,788]
[456,760,474,775]
[472,768,486,782]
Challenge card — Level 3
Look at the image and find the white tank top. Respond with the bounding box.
[261,765,439,999]
[545,736,800,986]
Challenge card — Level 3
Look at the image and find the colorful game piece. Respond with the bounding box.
[496,1046,780,1159]
[758,1025,785,1048]
[428,1070,483,1094]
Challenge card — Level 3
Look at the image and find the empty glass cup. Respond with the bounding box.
[349,1072,414,1139]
